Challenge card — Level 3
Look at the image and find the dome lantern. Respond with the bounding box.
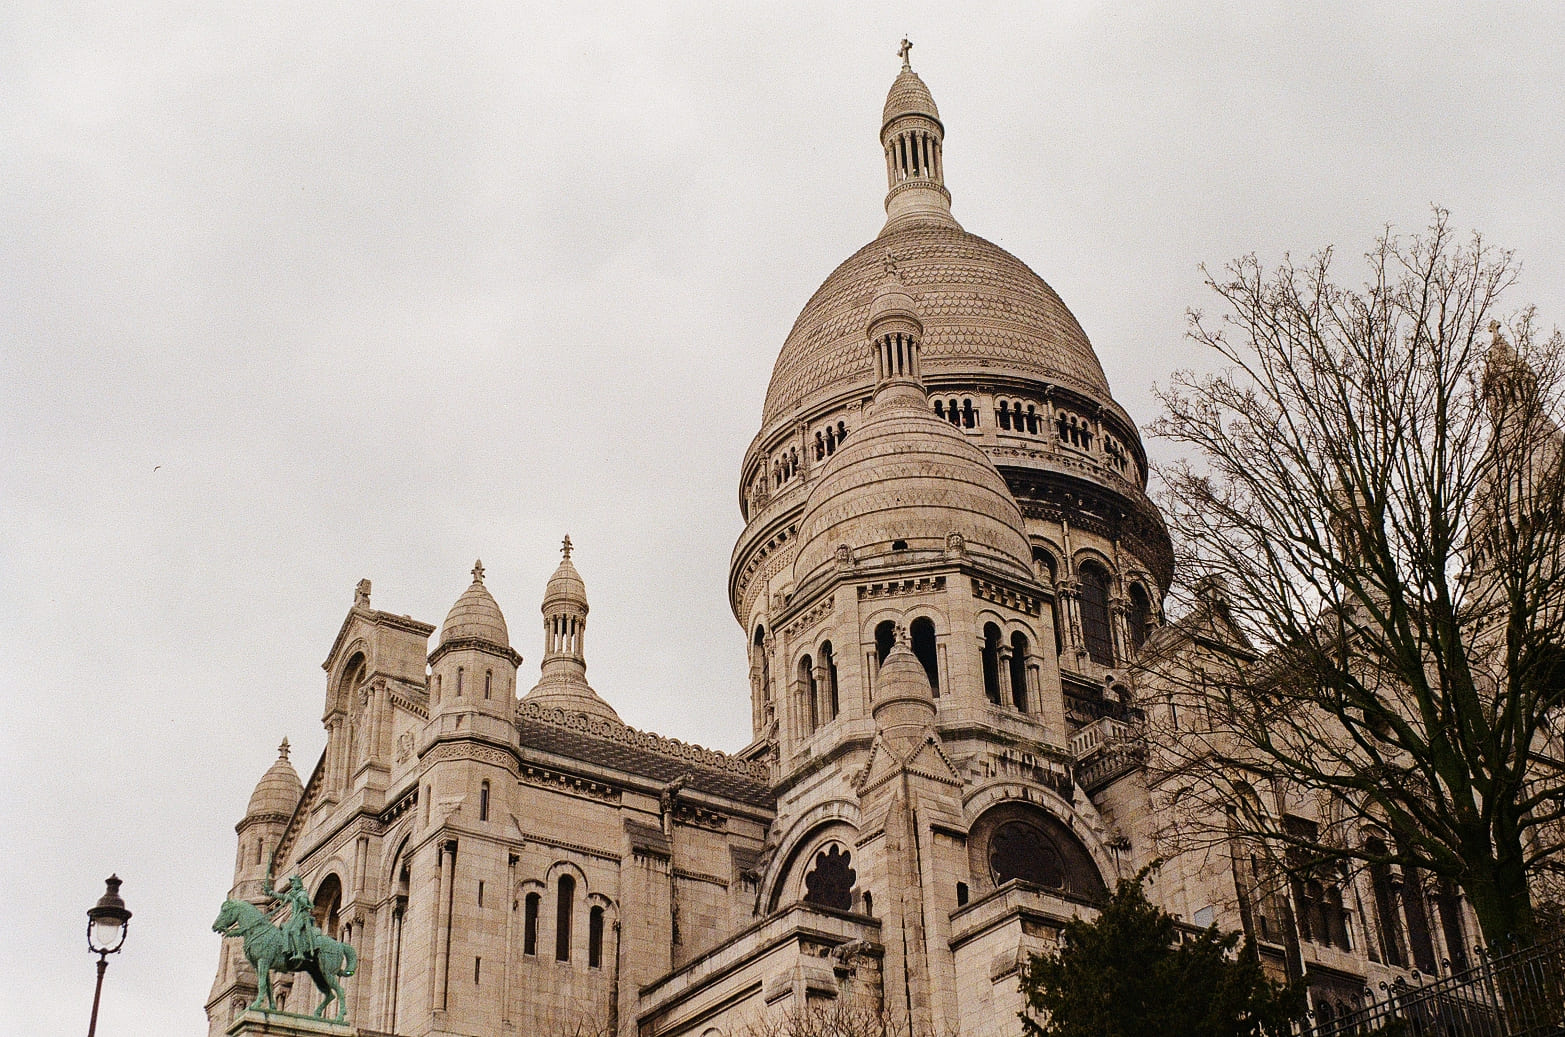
[880,40,958,234]
[523,537,621,723]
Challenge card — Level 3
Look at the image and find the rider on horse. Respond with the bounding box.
[263,865,321,969]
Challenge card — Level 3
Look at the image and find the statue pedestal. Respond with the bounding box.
[227,1008,354,1037]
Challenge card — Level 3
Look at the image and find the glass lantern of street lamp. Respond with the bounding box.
[87,875,132,955]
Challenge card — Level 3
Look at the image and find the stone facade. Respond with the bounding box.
[209,49,1490,1037]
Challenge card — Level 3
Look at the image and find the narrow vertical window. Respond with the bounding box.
[910,617,939,694]
[523,892,540,955]
[820,642,839,721]
[456,666,464,696]
[474,957,481,983]
[799,655,817,731]
[479,780,490,822]
[484,669,492,699]
[588,906,605,968]
[1128,584,1152,653]
[1009,632,1029,711]
[1079,563,1114,665]
[982,624,1003,703]
[477,880,484,907]
[555,875,575,961]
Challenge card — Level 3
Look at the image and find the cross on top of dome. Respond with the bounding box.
[471,559,485,583]
[561,534,573,560]
[897,37,913,70]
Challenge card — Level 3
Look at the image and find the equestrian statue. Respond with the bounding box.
[212,858,357,1022]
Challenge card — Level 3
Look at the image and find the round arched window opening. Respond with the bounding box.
[988,820,1065,890]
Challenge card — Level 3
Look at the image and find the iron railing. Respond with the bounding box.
[1301,932,1565,1037]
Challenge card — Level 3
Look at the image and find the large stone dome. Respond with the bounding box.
[793,385,1033,592]
[761,223,1111,428]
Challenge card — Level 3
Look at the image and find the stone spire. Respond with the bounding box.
[880,40,958,234]
[524,537,621,722]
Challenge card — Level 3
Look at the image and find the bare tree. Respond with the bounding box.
[1145,211,1565,949]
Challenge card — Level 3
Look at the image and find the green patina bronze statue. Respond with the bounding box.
[212,860,357,1022]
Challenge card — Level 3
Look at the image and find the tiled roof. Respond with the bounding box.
[517,704,773,809]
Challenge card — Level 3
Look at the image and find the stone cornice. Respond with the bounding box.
[427,635,523,668]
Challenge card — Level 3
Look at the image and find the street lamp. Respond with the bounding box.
[85,875,131,1037]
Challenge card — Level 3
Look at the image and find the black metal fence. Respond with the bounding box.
[1302,933,1565,1037]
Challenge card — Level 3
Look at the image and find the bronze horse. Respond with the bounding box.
[212,899,357,1021]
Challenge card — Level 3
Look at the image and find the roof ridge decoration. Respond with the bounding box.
[517,701,771,782]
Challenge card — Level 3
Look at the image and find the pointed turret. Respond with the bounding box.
[880,39,958,234]
[524,537,621,722]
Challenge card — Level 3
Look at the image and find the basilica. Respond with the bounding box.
[207,49,1480,1037]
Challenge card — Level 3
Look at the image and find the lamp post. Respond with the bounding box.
[86,875,131,1037]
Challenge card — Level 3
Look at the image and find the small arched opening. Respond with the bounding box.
[1009,631,1029,711]
[909,617,939,695]
[981,623,1003,703]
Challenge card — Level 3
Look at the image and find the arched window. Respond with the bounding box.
[313,874,343,939]
[815,431,825,461]
[997,400,1012,430]
[753,625,770,703]
[1009,632,1029,711]
[456,666,464,697]
[479,781,490,822]
[1365,838,1404,966]
[484,669,493,699]
[799,655,817,731]
[961,398,975,428]
[875,620,896,666]
[588,906,605,968]
[1079,562,1114,666]
[982,623,1003,703]
[819,642,839,722]
[910,617,939,695]
[523,892,540,956]
[555,875,575,962]
[1127,583,1152,654]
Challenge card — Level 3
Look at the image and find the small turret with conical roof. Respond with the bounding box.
[231,739,302,898]
[880,39,958,234]
[524,536,621,722]
[429,560,522,727]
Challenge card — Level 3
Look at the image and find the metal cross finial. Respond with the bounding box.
[561,534,573,560]
[472,559,485,583]
[897,38,913,69]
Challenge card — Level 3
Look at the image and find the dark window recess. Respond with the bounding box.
[1079,564,1115,665]
[555,876,574,962]
[981,624,1003,703]
[588,906,605,968]
[875,621,897,666]
[910,617,940,694]
[956,882,969,907]
[989,820,1064,889]
[803,845,856,911]
[523,893,539,956]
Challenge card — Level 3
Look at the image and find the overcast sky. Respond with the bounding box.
[2,3,1562,1034]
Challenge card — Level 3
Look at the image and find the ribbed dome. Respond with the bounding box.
[883,67,940,127]
[440,560,510,648]
[793,388,1033,590]
[761,224,1110,427]
[543,555,587,612]
[245,739,303,819]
